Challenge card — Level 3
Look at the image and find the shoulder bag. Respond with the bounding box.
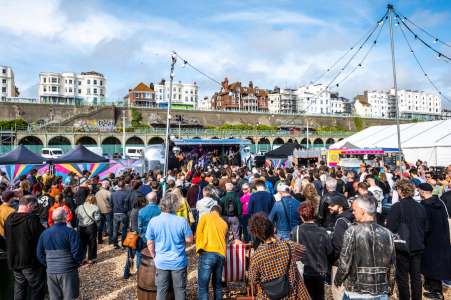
[394,201,410,253]
[260,242,291,300]
[122,231,139,249]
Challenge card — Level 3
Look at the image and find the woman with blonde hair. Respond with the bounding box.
[172,187,194,225]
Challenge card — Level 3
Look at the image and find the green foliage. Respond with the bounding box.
[130,108,144,128]
[211,123,278,131]
[411,118,419,123]
[0,119,28,130]
[316,125,347,133]
[353,116,364,131]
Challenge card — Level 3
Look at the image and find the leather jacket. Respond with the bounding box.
[334,221,395,296]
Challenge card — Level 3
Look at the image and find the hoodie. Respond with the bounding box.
[196,197,218,218]
[4,212,45,270]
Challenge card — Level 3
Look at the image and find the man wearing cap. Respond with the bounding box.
[269,184,301,240]
[418,183,451,300]
[329,194,354,300]
[318,177,347,231]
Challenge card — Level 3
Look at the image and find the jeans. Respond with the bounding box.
[13,267,46,300]
[343,292,388,300]
[304,274,325,300]
[277,230,290,240]
[112,213,129,246]
[225,216,240,240]
[197,252,224,300]
[155,267,187,300]
[98,212,113,243]
[123,238,144,278]
[239,215,250,242]
[79,223,98,260]
[395,252,422,300]
[47,270,80,300]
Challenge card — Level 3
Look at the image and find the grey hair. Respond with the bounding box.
[354,195,376,216]
[159,192,180,213]
[225,182,234,192]
[325,177,337,192]
[52,207,67,223]
[146,191,158,204]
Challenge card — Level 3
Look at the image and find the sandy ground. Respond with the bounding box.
[79,242,451,299]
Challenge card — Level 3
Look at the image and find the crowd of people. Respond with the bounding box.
[0,158,450,300]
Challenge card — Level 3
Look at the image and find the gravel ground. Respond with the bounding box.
[80,243,451,299]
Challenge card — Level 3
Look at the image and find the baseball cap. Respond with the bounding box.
[418,183,433,192]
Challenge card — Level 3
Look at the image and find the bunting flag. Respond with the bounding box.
[223,243,246,282]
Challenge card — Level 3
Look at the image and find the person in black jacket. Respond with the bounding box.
[329,195,354,300]
[318,177,347,230]
[418,183,451,300]
[386,179,428,300]
[110,181,131,249]
[4,196,46,300]
[291,201,332,300]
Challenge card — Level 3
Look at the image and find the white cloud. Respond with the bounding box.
[210,10,325,25]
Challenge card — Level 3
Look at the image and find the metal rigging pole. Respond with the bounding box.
[388,4,403,173]
[163,51,177,195]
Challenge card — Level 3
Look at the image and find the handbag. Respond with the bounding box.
[394,201,410,253]
[260,243,291,300]
[122,231,139,249]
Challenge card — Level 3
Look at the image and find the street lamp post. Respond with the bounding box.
[163,51,177,194]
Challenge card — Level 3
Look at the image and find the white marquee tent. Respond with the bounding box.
[330,119,451,166]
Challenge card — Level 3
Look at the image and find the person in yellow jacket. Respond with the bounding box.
[196,205,228,300]
[172,188,194,225]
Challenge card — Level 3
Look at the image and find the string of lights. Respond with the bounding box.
[394,10,451,49]
[174,52,223,86]
[334,17,386,88]
[395,12,451,62]
[311,20,382,84]
[398,20,451,106]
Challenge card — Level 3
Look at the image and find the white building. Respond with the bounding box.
[154,80,198,109]
[39,71,106,105]
[442,109,451,120]
[396,89,441,120]
[354,89,441,120]
[296,84,346,115]
[197,96,211,110]
[354,90,395,118]
[268,87,297,114]
[1,66,18,100]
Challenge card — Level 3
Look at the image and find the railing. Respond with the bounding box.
[9,126,353,138]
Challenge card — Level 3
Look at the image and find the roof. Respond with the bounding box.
[265,142,300,159]
[0,145,46,165]
[131,82,154,92]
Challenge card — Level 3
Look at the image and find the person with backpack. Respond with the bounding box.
[269,184,301,240]
[386,179,427,300]
[291,202,332,300]
[219,183,242,241]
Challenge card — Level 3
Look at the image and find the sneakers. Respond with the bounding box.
[129,259,136,274]
[423,291,444,300]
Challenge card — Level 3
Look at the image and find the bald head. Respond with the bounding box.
[52,207,67,224]
[146,191,158,204]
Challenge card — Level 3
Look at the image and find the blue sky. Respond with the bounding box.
[1,0,450,107]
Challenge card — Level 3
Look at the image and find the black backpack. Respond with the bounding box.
[226,197,236,216]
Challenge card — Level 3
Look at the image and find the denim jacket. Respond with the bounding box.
[268,196,301,232]
[334,222,396,296]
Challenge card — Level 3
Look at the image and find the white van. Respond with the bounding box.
[125,147,144,159]
[41,148,64,159]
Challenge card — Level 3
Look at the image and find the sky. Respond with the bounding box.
[1,0,451,107]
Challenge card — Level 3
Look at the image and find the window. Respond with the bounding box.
[93,88,97,94]
[78,81,81,85]
[51,86,57,92]
[87,80,91,84]
[43,87,47,92]
[78,89,81,94]
[100,81,103,86]
[69,88,72,93]
[2,87,6,93]
[65,80,67,84]
[87,88,91,94]
[2,79,5,84]
[43,77,47,83]
[51,77,58,83]
[2,69,6,74]
[94,80,97,85]
[69,80,73,84]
